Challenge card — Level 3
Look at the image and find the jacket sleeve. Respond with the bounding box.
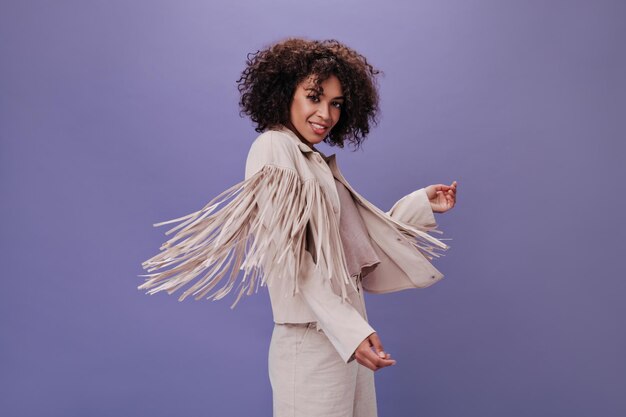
[386,188,437,230]
[298,248,376,364]
[138,131,305,306]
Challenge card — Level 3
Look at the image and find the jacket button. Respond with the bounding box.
[333,206,339,214]
[396,237,402,241]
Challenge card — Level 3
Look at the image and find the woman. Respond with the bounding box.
[140,38,457,417]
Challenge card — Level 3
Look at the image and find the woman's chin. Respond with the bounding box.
[305,136,325,145]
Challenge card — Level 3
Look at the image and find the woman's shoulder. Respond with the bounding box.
[245,128,302,177]
[248,127,303,161]
[250,127,298,150]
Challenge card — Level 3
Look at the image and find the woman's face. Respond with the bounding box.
[285,74,344,146]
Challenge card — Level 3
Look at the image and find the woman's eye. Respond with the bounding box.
[307,95,320,102]
[332,102,343,109]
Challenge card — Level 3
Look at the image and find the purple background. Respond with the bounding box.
[1,1,624,416]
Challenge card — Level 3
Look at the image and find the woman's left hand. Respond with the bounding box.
[425,181,457,213]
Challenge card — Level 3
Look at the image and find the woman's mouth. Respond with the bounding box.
[309,121,328,135]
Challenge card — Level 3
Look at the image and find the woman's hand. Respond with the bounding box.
[355,332,396,371]
[425,181,457,213]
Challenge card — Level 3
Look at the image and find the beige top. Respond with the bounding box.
[334,178,381,282]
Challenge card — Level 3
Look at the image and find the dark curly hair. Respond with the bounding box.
[237,38,382,149]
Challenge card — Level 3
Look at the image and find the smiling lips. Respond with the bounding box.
[309,121,328,135]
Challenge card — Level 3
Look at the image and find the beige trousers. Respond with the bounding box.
[268,322,378,417]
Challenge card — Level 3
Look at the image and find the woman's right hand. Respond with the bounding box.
[355,332,396,371]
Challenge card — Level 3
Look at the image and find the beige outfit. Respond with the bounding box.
[139,126,450,416]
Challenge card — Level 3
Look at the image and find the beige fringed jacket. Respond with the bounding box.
[140,126,449,362]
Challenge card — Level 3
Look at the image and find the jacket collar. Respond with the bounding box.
[275,125,336,163]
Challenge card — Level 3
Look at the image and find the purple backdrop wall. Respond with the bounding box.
[1,1,624,416]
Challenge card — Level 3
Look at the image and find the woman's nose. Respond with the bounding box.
[316,104,330,120]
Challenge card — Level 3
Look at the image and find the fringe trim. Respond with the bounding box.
[396,222,450,262]
[138,164,356,308]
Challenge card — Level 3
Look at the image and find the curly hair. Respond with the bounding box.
[236,38,382,149]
